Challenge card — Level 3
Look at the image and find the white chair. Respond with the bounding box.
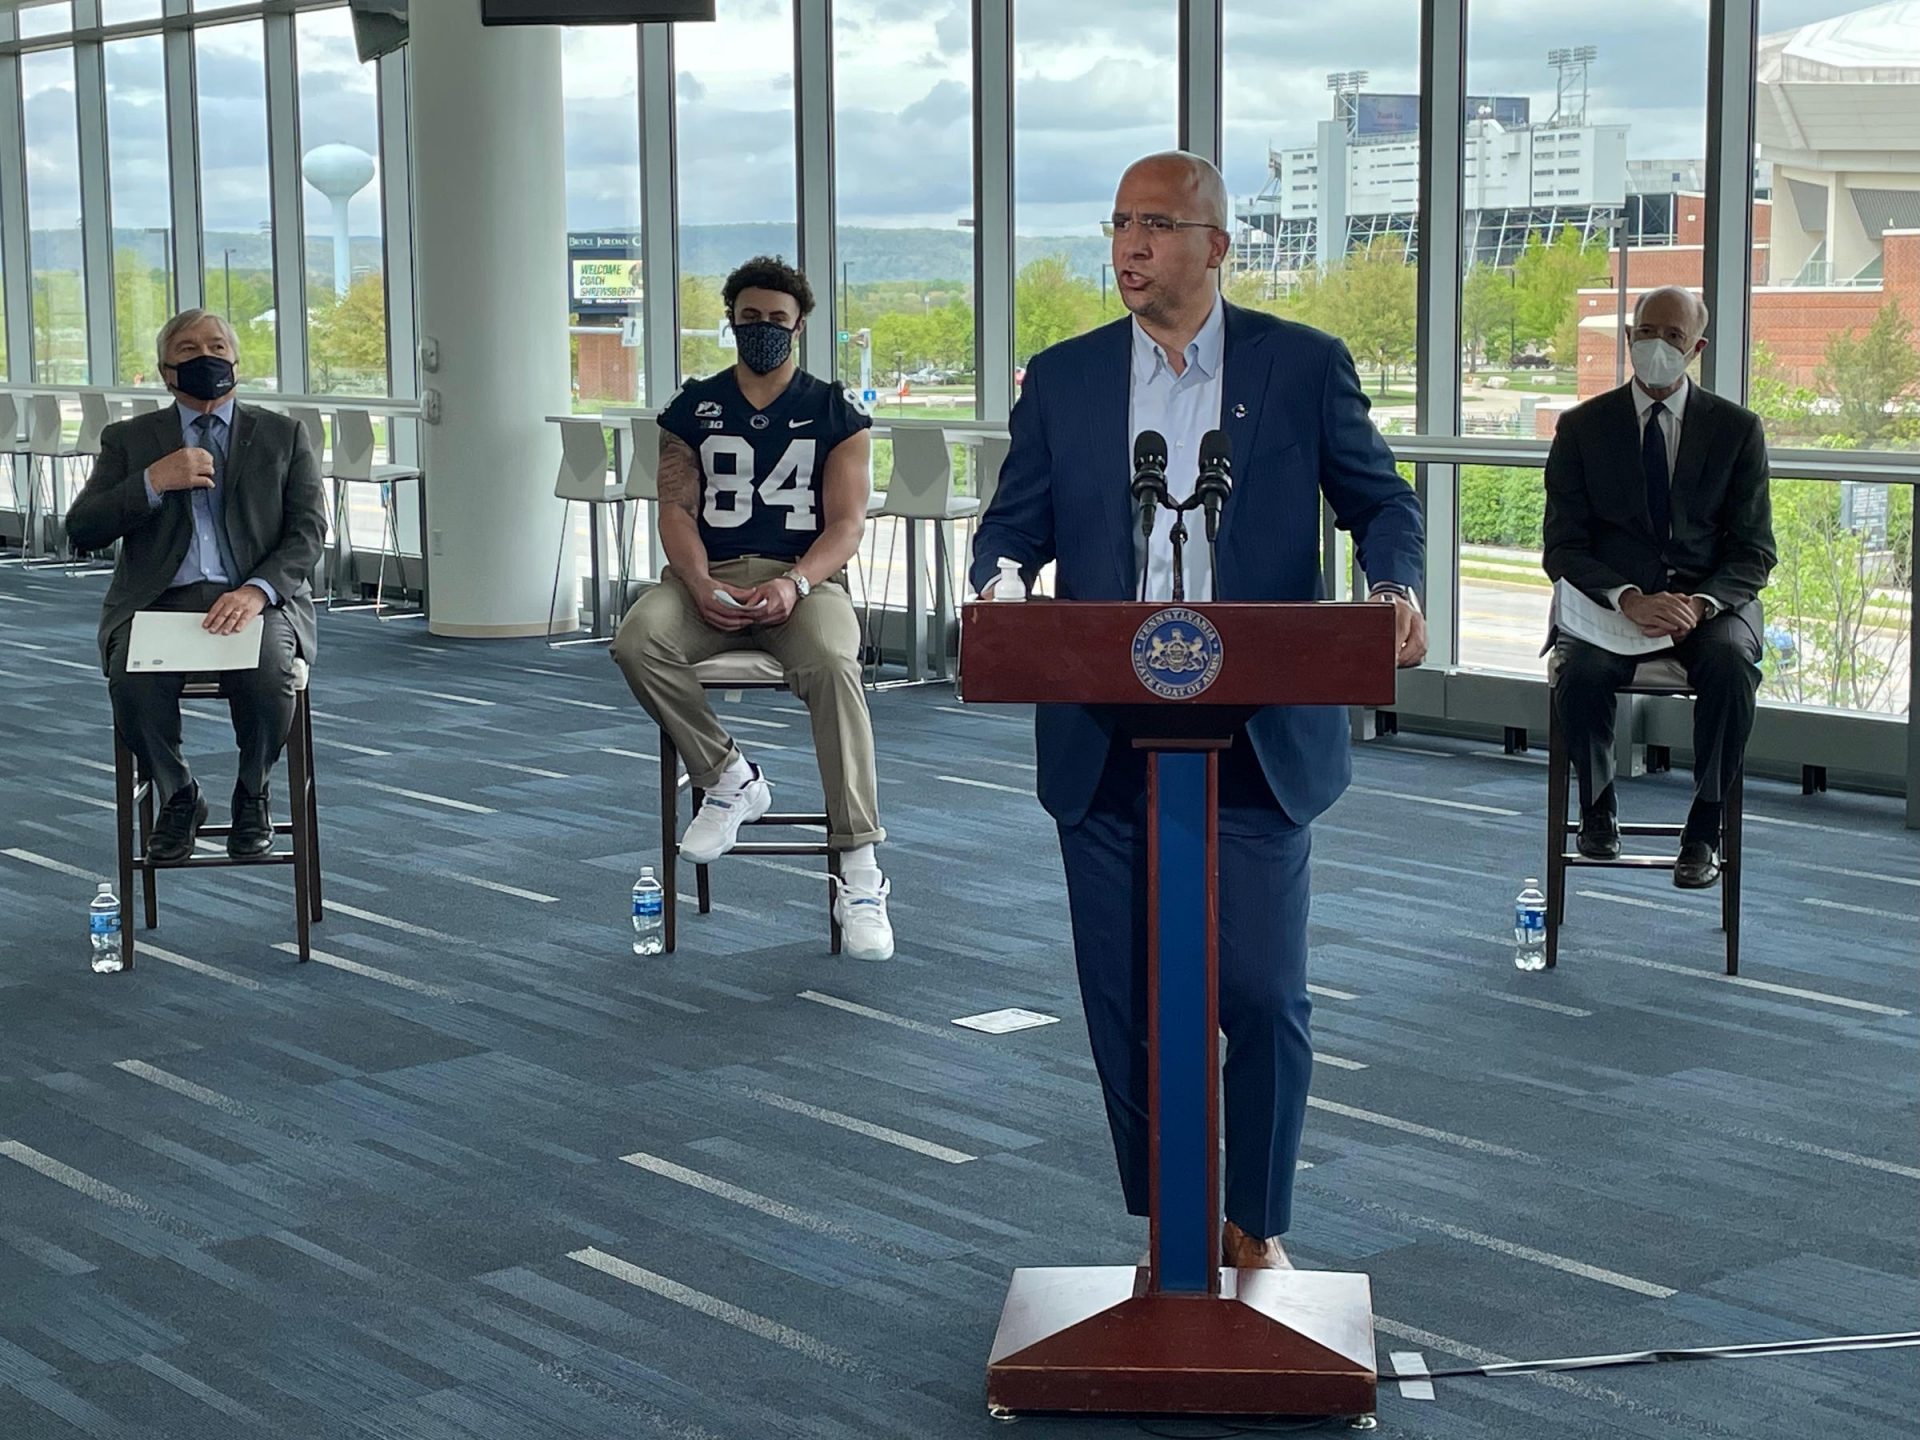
[877,426,980,683]
[616,415,663,605]
[24,396,87,562]
[285,405,338,593]
[546,417,625,646]
[128,396,164,417]
[329,407,424,618]
[76,392,114,455]
[973,433,1012,512]
[0,395,33,558]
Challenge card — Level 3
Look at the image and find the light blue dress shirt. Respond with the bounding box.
[1129,293,1225,602]
[143,398,277,604]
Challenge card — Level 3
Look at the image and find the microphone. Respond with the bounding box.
[1195,429,1233,543]
[1130,429,1169,540]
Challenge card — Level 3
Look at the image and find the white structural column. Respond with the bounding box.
[411,0,572,637]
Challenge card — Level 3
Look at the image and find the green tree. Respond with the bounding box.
[1295,242,1415,394]
[309,274,388,394]
[1512,226,1609,362]
[1815,302,1920,449]
[1461,263,1516,373]
[113,249,172,385]
[1014,255,1101,365]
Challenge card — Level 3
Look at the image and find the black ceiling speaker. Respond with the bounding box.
[347,0,408,64]
[482,2,716,23]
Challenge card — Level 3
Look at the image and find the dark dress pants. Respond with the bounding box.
[1553,606,1763,816]
[1056,736,1313,1240]
[105,581,300,807]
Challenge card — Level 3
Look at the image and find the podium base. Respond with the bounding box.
[986,1266,1377,1418]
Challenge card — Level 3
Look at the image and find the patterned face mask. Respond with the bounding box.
[732,320,796,375]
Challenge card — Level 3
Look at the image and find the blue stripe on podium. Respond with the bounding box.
[1154,750,1212,1294]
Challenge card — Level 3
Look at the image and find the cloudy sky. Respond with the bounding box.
[13,0,1887,246]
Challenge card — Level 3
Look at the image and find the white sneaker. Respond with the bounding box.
[833,873,895,961]
[680,765,772,864]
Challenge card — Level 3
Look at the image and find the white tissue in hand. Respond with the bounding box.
[993,557,1026,602]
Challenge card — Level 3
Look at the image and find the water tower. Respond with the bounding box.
[301,143,376,297]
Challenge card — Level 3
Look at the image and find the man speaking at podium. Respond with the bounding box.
[970,152,1425,1269]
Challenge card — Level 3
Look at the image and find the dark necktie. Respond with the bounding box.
[1642,401,1671,542]
[193,412,243,584]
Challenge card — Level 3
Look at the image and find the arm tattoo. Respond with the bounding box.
[658,435,701,519]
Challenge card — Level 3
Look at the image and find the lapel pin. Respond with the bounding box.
[1233,403,1248,419]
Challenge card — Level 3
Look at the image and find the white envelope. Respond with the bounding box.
[125,610,264,672]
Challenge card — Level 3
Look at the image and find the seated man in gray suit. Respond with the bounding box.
[1544,285,1777,889]
[68,310,325,862]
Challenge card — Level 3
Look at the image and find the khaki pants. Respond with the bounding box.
[611,556,884,849]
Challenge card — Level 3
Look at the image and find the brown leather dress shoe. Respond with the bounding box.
[1222,1219,1293,1270]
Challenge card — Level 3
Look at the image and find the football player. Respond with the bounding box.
[612,256,893,961]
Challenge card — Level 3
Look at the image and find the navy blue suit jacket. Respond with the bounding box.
[969,303,1425,829]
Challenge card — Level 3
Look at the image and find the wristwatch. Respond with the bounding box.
[1369,581,1420,614]
[782,569,812,601]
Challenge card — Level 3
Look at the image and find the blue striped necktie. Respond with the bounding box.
[194,412,244,585]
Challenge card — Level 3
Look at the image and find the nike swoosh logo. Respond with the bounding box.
[789,419,813,429]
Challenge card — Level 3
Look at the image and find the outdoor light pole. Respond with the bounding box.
[1613,214,1630,388]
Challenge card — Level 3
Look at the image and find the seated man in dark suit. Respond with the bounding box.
[68,310,325,861]
[1543,285,1777,888]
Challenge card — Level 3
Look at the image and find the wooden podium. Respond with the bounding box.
[959,599,1397,1422]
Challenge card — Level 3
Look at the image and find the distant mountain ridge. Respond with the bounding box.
[31,224,1112,285]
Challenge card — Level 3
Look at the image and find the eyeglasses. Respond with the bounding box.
[1102,215,1225,238]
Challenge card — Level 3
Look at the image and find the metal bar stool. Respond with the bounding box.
[0,394,32,557]
[329,407,424,619]
[657,650,840,955]
[875,426,979,685]
[111,658,324,969]
[21,395,88,563]
[1546,651,1744,975]
[546,417,627,646]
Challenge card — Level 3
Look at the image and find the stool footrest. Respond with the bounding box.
[714,842,836,857]
[754,813,831,826]
[135,852,299,871]
[1558,853,1683,869]
[1562,822,1687,836]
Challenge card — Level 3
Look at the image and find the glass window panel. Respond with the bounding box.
[102,2,165,24]
[833,0,975,422]
[18,3,73,41]
[298,6,387,396]
[1224,0,1420,419]
[105,34,174,387]
[1012,0,1176,367]
[674,0,797,382]
[1750,2,1919,456]
[1459,2,1708,673]
[22,47,87,384]
[1761,477,1911,715]
[563,26,643,411]
[195,20,277,391]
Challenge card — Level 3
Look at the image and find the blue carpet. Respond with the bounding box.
[1,565,1915,1440]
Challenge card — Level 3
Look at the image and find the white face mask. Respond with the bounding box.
[1630,337,1693,390]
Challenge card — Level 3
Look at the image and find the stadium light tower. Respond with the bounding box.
[1325,70,1370,130]
[302,144,376,298]
[1547,45,1598,126]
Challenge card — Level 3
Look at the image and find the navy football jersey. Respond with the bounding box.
[659,368,871,564]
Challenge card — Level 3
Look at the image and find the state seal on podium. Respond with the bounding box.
[1132,607,1224,699]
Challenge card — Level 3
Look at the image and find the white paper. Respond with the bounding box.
[1551,580,1672,657]
[952,1008,1060,1034]
[1390,1351,1436,1401]
[125,610,265,672]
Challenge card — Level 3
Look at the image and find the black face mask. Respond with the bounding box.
[167,353,237,402]
[732,321,796,376]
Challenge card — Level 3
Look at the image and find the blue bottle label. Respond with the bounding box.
[634,891,663,919]
[90,911,120,937]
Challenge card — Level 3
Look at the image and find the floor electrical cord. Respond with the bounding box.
[1128,1330,1920,1437]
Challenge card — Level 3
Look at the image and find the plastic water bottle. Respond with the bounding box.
[1513,879,1547,972]
[89,882,123,974]
[631,868,664,956]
